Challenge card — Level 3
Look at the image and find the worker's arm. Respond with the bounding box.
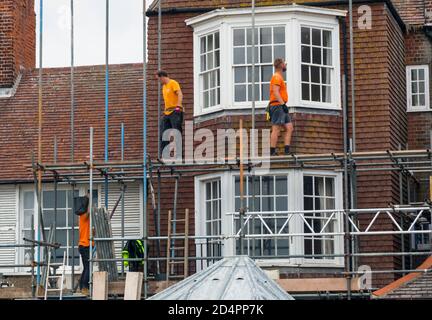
[176,88,183,108]
[272,84,285,105]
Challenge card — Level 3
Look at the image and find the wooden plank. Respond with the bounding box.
[0,288,32,300]
[124,272,143,300]
[92,271,108,300]
[108,281,125,295]
[276,277,361,293]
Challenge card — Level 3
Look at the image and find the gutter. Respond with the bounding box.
[145,0,406,33]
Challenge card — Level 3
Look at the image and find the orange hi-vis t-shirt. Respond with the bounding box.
[269,73,288,106]
[162,79,182,115]
[79,213,94,247]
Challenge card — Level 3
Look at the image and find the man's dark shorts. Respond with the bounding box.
[269,105,291,125]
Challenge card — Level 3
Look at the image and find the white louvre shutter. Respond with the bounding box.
[0,185,17,273]
[99,183,142,269]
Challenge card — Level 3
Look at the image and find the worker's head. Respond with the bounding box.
[156,70,170,84]
[274,58,287,73]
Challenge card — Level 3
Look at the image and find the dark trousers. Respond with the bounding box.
[160,111,184,156]
[79,246,90,290]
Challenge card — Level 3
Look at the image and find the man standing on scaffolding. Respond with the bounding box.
[267,58,294,156]
[157,70,184,159]
[77,191,93,296]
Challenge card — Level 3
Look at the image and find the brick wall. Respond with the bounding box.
[0,0,35,88]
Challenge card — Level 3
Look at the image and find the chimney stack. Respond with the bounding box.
[0,0,35,91]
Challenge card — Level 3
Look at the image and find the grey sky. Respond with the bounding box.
[35,0,150,68]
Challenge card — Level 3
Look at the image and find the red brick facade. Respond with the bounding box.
[0,0,35,88]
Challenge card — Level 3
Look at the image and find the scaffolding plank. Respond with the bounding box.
[124,272,143,300]
[276,278,361,293]
[92,271,108,300]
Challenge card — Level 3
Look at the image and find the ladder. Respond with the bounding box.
[166,208,189,284]
[44,251,66,300]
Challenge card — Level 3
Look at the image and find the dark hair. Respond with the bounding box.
[157,70,168,78]
[274,58,285,69]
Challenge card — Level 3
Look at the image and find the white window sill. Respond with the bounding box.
[407,108,432,113]
[255,259,344,269]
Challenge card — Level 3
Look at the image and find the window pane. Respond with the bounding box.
[312,29,321,46]
[215,32,220,49]
[207,52,214,70]
[234,47,245,65]
[200,55,206,72]
[260,27,271,45]
[235,67,246,83]
[301,27,310,44]
[210,71,217,88]
[304,176,313,195]
[274,27,285,44]
[322,68,331,85]
[304,197,313,211]
[247,46,259,64]
[311,66,320,83]
[301,46,310,63]
[304,238,312,255]
[412,94,418,107]
[212,181,218,198]
[200,37,206,53]
[24,192,34,209]
[247,28,259,45]
[235,85,247,102]
[233,29,245,46]
[312,84,321,102]
[302,65,309,82]
[312,47,322,64]
[248,84,260,101]
[314,177,324,196]
[262,177,274,195]
[419,94,426,106]
[323,30,332,47]
[215,50,220,68]
[276,197,288,211]
[418,68,425,80]
[419,81,425,94]
[411,69,417,81]
[412,82,418,94]
[274,45,285,60]
[204,73,209,90]
[262,65,273,82]
[207,34,213,51]
[204,91,209,108]
[323,48,332,66]
[326,198,335,210]
[325,178,335,197]
[302,83,310,100]
[247,66,260,83]
[260,46,272,63]
[322,86,331,103]
[210,89,216,107]
[262,197,274,211]
[262,84,270,101]
[275,177,287,195]
[24,210,33,229]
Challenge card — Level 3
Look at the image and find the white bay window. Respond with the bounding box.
[407,65,430,112]
[195,170,344,268]
[187,5,345,116]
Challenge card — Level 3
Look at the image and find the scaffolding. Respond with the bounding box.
[0,0,432,301]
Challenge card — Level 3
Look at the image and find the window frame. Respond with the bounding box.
[406,65,430,112]
[189,7,343,117]
[18,184,92,273]
[195,169,344,269]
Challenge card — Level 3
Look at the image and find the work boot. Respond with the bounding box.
[270,148,278,156]
[81,288,89,296]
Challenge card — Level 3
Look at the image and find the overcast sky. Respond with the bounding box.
[35,0,150,67]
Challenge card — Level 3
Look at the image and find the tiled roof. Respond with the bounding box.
[382,272,432,299]
[373,256,432,299]
[0,63,146,183]
[391,0,428,26]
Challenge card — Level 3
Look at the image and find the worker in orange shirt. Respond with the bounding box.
[157,70,184,158]
[78,191,93,296]
[267,58,294,156]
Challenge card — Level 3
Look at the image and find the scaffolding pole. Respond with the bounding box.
[143,0,148,299]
